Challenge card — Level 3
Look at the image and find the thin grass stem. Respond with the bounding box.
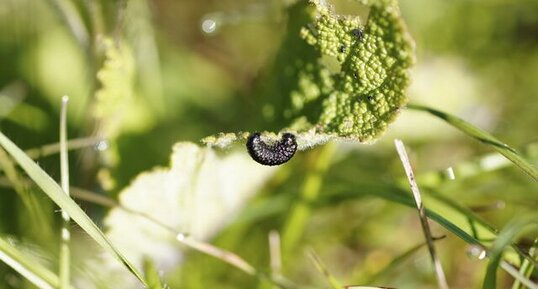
[269,230,283,289]
[366,237,446,284]
[511,239,537,289]
[501,261,538,289]
[307,248,342,289]
[44,0,89,49]
[24,137,104,159]
[59,96,71,289]
[175,234,256,275]
[483,215,538,289]
[394,139,449,289]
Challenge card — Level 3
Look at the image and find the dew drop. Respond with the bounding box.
[176,233,186,241]
[445,166,455,180]
[466,245,487,260]
[95,140,109,151]
[201,18,218,34]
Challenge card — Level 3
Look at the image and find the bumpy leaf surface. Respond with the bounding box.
[261,0,415,142]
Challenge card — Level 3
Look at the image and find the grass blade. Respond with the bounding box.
[44,0,89,48]
[366,237,445,284]
[59,96,71,289]
[483,215,538,289]
[307,248,342,289]
[501,261,538,289]
[143,258,166,289]
[511,239,537,289]
[0,149,54,242]
[0,131,148,288]
[322,185,534,268]
[0,236,59,289]
[394,139,449,289]
[407,104,538,181]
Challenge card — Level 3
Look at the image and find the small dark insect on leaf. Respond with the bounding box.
[246,132,297,166]
[339,44,346,53]
[306,23,318,37]
[351,28,364,41]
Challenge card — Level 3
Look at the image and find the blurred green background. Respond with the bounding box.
[0,0,537,288]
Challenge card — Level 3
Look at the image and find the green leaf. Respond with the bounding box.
[0,131,149,288]
[260,0,415,142]
[104,142,276,276]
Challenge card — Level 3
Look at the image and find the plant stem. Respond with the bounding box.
[59,96,71,289]
[394,139,449,289]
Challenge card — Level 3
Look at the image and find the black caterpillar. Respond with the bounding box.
[246,132,297,166]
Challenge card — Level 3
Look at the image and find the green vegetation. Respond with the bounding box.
[260,0,414,141]
[0,0,536,289]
